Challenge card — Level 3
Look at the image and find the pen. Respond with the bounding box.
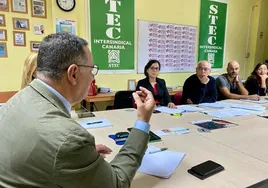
[199,111,208,115]
[87,121,103,125]
[149,148,168,154]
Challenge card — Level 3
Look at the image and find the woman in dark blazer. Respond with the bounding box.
[136,60,176,108]
[245,62,268,96]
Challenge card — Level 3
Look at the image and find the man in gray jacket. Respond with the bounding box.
[0,32,155,188]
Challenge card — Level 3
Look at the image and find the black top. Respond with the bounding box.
[182,74,217,104]
[136,77,171,106]
[245,77,267,96]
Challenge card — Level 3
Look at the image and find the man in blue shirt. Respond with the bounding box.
[216,60,260,100]
[182,60,217,104]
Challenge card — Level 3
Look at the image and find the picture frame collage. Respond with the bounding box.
[0,0,47,57]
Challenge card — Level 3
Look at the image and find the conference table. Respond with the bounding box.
[72,99,268,188]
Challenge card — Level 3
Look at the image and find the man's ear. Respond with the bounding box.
[67,64,79,85]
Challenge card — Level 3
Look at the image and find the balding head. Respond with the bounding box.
[227,60,240,78]
[227,60,240,68]
[196,60,211,78]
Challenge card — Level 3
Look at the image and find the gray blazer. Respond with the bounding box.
[0,79,149,188]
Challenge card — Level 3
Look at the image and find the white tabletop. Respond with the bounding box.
[71,100,268,188]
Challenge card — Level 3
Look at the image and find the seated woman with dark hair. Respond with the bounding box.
[245,63,268,96]
[136,60,176,108]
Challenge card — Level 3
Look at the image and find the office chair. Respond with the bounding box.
[106,90,134,110]
[173,91,183,105]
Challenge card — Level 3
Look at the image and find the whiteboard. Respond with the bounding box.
[137,20,197,73]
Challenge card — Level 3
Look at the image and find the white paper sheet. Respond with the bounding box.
[198,102,232,109]
[77,118,112,129]
[138,146,186,178]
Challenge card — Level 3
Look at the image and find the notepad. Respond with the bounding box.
[138,146,186,178]
[77,118,112,129]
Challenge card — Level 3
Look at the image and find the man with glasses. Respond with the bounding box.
[0,32,156,187]
[216,60,260,100]
[182,60,217,104]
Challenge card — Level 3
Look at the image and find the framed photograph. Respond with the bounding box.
[30,41,40,52]
[0,14,6,27]
[31,0,46,18]
[13,31,26,46]
[128,79,136,91]
[0,0,9,11]
[33,24,44,35]
[0,42,7,57]
[13,18,29,30]
[11,0,27,13]
[0,29,7,41]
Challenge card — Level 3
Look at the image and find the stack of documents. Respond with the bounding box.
[240,99,268,104]
[155,106,184,114]
[198,102,232,109]
[176,105,204,112]
[201,107,264,118]
[99,87,111,93]
[230,103,266,111]
[77,118,112,129]
[156,105,204,114]
[138,146,186,178]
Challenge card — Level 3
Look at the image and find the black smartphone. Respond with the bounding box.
[127,128,161,142]
[247,178,268,188]
[188,160,224,180]
[77,112,95,118]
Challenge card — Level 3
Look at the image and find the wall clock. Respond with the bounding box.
[57,0,76,12]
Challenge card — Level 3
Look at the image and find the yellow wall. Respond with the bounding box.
[264,21,268,60]
[224,0,255,79]
[246,0,268,77]
[0,0,262,91]
[246,0,260,77]
[256,0,268,64]
[0,0,53,91]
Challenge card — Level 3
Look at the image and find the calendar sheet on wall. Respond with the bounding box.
[137,20,197,73]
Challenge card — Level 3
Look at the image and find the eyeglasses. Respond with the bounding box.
[197,67,210,72]
[150,67,160,71]
[77,64,99,76]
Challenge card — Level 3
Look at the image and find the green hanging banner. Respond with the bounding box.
[198,0,228,69]
[89,0,135,72]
